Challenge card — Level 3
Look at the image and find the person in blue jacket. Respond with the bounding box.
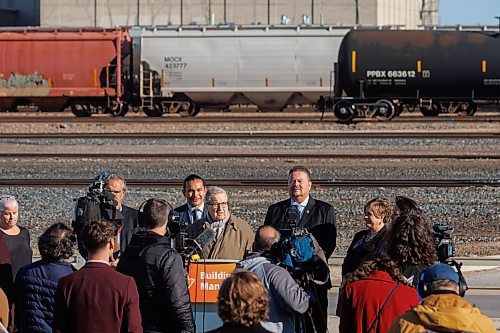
[14,223,76,332]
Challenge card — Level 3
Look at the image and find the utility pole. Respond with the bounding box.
[94,0,97,27]
[180,0,183,25]
[224,0,227,24]
[267,0,270,25]
[355,0,359,25]
[311,0,314,24]
[136,0,140,26]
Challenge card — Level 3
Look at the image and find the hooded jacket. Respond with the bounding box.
[116,231,195,333]
[238,253,309,333]
[388,292,496,333]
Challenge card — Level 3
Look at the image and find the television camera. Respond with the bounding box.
[432,223,468,296]
[277,207,329,287]
[72,171,124,258]
[168,213,215,262]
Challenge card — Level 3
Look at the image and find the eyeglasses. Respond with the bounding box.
[108,189,124,194]
[0,195,16,201]
[208,202,228,209]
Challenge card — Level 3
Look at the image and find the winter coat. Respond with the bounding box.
[238,253,310,333]
[14,260,75,332]
[116,231,195,333]
[187,215,254,260]
[388,292,496,333]
[340,271,419,333]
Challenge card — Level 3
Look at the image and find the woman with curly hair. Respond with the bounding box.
[14,223,76,332]
[339,253,419,333]
[391,196,422,222]
[385,214,438,287]
[208,269,272,333]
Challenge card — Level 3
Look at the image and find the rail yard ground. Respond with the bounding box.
[0,111,498,258]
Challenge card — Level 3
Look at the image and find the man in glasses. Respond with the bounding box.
[105,174,139,258]
[187,186,254,260]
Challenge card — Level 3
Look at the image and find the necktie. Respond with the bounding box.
[191,209,198,224]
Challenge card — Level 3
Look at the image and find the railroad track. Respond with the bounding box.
[0,152,497,159]
[0,178,497,188]
[0,114,498,123]
[0,131,498,140]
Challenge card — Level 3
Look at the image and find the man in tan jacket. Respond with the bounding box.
[187,186,254,260]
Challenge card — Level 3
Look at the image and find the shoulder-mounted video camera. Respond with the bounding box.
[72,171,123,258]
[432,223,455,262]
[277,206,329,287]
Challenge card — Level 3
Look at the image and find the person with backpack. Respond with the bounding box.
[117,199,195,333]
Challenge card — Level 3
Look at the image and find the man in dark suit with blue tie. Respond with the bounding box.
[174,174,208,226]
[264,165,337,333]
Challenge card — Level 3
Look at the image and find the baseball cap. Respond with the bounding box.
[423,263,459,284]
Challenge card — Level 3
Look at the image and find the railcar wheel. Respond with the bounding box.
[458,102,477,116]
[178,100,200,117]
[333,101,356,123]
[109,101,129,117]
[375,99,396,120]
[143,103,163,117]
[71,103,92,117]
[419,103,440,117]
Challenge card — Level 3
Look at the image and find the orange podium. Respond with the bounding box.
[187,259,238,332]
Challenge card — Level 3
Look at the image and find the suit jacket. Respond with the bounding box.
[264,197,337,259]
[187,215,254,260]
[53,262,142,333]
[120,205,140,253]
[174,203,208,226]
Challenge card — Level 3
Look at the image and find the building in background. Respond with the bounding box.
[37,0,439,28]
[0,0,40,26]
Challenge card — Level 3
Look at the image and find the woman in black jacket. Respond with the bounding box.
[341,197,391,277]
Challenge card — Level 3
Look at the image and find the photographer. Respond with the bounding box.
[388,263,495,333]
[237,226,310,333]
[117,199,195,333]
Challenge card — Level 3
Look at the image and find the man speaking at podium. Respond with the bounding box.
[264,166,337,333]
[188,186,254,260]
[117,199,195,333]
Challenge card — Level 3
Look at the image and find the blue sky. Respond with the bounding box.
[440,0,500,25]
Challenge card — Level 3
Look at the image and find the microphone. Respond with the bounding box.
[193,227,216,252]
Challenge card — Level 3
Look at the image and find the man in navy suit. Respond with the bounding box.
[264,165,337,333]
[174,174,208,227]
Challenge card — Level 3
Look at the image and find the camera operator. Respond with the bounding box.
[388,263,495,333]
[117,199,195,333]
[238,225,310,333]
[106,174,139,255]
[264,166,336,333]
[72,172,138,262]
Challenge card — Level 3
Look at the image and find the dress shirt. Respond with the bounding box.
[290,196,310,220]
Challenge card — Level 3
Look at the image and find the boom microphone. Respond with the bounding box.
[193,227,216,252]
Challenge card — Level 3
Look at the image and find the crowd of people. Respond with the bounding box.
[0,166,496,333]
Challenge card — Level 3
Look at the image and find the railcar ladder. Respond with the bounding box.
[140,63,154,108]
